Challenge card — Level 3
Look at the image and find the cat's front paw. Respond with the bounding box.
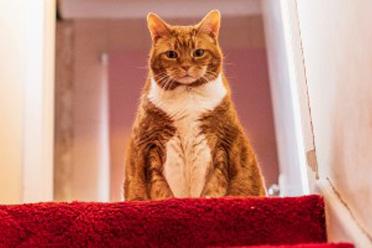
[201,191,225,198]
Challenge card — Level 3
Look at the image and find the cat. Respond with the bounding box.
[124,10,266,200]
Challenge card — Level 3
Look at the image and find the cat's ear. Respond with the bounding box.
[147,12,170,40]
[197,9,221,38]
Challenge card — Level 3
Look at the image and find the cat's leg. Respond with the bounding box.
[227,144,266,196]
[124,147,174,200]
[201,148,229,198]
[146,147,174,200]
[227,166,266,196]
[124,152,149,201]
[227,168,266,196]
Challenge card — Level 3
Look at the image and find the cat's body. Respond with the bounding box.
[124,10,266,200]
[149,74,226,197]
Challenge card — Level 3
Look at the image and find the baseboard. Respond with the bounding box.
[316,179,372,248]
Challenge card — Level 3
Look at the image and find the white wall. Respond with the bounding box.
[263,1,372,245]
[0,1,25,203]
[0,1,55,203]
[295,1,372,245]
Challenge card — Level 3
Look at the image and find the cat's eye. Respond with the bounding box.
[193,49,205,58]
[165,50,178,59]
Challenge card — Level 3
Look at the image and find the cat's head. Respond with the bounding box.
[147,10,222,90]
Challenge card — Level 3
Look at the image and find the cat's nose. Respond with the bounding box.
[181,65,190,71]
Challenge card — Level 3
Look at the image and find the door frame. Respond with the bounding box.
[262,0,314,196]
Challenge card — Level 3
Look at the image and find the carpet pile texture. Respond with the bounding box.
[238,243,353,248]
[0,195,351,247]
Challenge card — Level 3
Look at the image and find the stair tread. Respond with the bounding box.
[0,195,326,247]
[240,242,354,247]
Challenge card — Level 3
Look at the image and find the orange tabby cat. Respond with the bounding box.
[124,10,266,200]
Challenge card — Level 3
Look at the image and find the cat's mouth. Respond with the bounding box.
[175,75,197,85]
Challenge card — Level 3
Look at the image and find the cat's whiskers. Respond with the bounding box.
[157,76,169,86]
[154,73,171,90]
[165,78,176,91]
[159,77,174,98]
[162,77,171,90]
[200,76,209,85]
[153,72,167,82]
[205,71,218,80]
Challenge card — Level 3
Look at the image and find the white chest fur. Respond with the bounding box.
[147,75,227,197]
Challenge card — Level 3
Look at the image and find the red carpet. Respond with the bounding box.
[237,244,353,248]
[0,195,351,247]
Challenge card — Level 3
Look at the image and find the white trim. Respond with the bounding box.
[316,179,372,247]
[97,53,110,202]
[22,0,55,202]
[262,0,309,195]
[279,0,313,194]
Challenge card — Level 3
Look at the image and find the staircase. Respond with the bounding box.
[0,195,353,247]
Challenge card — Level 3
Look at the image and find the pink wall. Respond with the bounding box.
[109,51,147,201]
[108,47,278,200]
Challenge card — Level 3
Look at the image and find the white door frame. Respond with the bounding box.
[0,0,55,203]
[22,0,56,203]
[262,0,313,196]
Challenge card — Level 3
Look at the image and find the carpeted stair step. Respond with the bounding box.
[234,243,354,248]
[0,195,330,247]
